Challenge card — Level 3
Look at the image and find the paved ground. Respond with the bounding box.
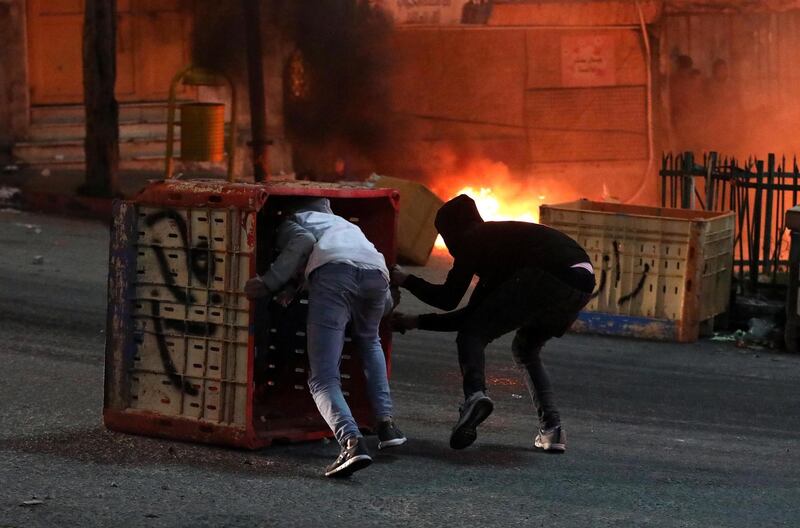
[1,209,799,527]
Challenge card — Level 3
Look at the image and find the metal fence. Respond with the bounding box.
[661,152,800,293]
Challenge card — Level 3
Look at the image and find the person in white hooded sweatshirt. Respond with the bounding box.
[244,197,406,477]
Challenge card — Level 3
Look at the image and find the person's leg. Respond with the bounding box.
[448,281,532,450]
[455,332,488,398]
[512,327,560,429]
[457,272,541,399]
[350,269,393,420]
[351,269,407,449]
[306,265,360,446]
[454,268,589,449]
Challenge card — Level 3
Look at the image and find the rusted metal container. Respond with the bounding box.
[540,200,735,342]
[104,179,399,449]
[180,102,226,162]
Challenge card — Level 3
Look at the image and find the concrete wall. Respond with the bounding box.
[0,0,29,155]
[386,25,654,201]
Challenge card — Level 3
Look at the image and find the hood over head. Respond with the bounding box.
[284,196,334,215]
[434,194,484,255]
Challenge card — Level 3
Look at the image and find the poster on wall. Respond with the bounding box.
[377,0,493,25]
[561,34,617,87]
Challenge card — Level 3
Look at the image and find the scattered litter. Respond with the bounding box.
[0,186,22,210]
[511,393,523,399]
[20,499,44,507]
[0,186,21,199]
[34,227,42,234]
[144,514,159,519]
[41,169,51,177]
[3,164,19,173]
[32,256,44,265]
[710,332,740,342]
[54,154,65,161]
[712,318,781,349]
[110,482,118,488]
[737,318,780,349]
[746,318,774,340]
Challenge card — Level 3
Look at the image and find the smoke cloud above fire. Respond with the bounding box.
[274,0,394,154]
[191,0,395,175]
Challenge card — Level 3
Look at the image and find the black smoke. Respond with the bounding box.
[190,1,395,173]
[273,0,394,154]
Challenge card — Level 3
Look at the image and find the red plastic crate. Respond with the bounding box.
[104,179,399,449]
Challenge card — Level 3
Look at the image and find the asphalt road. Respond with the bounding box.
[1,209,799,527]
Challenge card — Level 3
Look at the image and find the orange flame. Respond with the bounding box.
[430,158,569,249]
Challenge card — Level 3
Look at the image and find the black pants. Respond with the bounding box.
[457,268,592,429]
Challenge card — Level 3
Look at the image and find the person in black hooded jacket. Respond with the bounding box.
[391,194,595,452]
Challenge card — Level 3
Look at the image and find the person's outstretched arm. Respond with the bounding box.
[393,261,473,311]
[260,220,316,291]
[245,219,315,300]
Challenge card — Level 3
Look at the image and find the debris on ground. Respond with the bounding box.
[32,256,44,265]
[712,318,782,349]
[0,186,22,210]
[20,499,44,507]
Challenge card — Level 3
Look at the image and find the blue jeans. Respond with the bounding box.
[306,263,394,445]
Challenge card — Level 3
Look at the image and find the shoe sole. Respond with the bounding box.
[324,454,372,478]
[534,439,566,454]
[378,437,407,450]
[450,398,494,450]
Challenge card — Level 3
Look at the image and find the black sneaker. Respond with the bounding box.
[449,391,494,450]
[324,436,372,478]
[534,425,566,453]
[377,418,407,450]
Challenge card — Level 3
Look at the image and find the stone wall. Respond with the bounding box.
[384,25,655,202]
[0,0,29,154]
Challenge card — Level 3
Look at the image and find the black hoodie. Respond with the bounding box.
[404,195,594,331]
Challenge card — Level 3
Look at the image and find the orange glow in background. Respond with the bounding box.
[428,158,574,249]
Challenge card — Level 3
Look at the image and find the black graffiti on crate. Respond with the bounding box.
[141,209,225,396]
[590,241,651,306]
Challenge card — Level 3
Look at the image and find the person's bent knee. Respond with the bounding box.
[456,331,489,349]
[512,331,543,367]
[308,375,341,395]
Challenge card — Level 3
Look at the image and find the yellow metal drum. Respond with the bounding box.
[180,102,225,162]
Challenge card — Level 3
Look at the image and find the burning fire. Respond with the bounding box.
[433,186,547,248]
[430,159,564,250]
[453,186,543,223]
